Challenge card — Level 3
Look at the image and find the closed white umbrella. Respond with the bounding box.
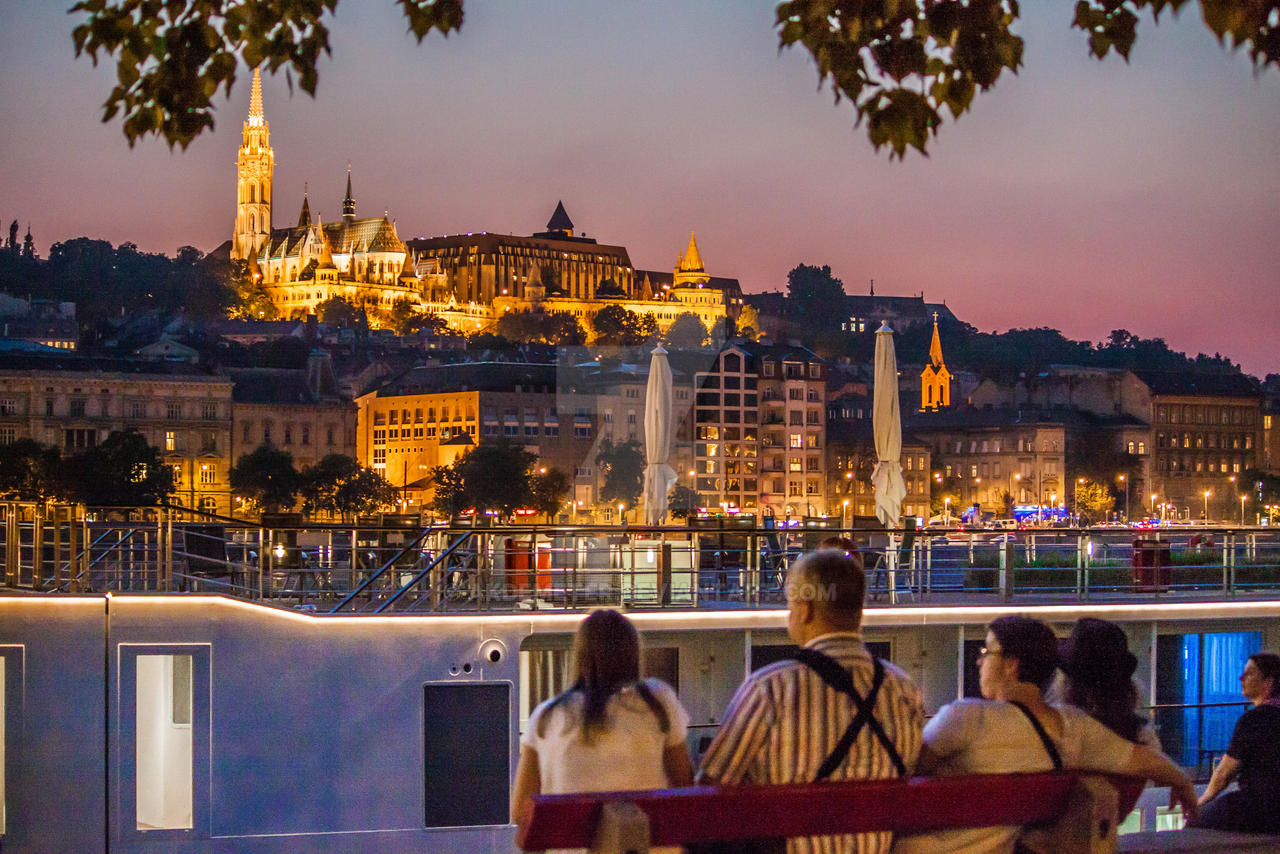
[642,344,677,525]
[872,322,906,528]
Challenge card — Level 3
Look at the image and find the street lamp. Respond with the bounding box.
[1150,493,1157,518]
[1240,494,1247,526]
[944,496,951,526]
[1202,490,1211,521]
[842,498,850,530]
[617,502,626,525]
[1117,474,1128,523]
[1075,477,1085,524]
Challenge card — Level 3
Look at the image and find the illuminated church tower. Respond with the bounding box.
[673,232,710,288]
[231,68,274,261]
[920,313,952,411]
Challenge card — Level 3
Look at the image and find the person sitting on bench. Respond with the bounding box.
[698,548,924,854]
[893,616,1197,854]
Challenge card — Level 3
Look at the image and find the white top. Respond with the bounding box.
[892,700,1137,854]
[522,677,689,794]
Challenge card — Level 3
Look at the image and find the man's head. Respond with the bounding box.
[980,615,1059,699]
[786,548,866,645]
[1242,652,1280,703]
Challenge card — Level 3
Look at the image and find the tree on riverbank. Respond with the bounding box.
[230,445,301,513]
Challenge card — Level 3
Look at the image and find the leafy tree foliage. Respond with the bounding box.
[664,313,709,350]
[592,304,655,347]
[0,433,173,506]
[0,237,236,342]
[667,484,700,520]
[0,439,63,501]
[496,309,586,345]
[386,297,444,336]
[786,263,846,338]
[529,467,572,520]
[72,2,1276,155]
[225,258,277,320]
[299,454,395,519]
[229,445,301,513]
[61,430,176,506]
[595,438,645,509]
[428,441,538,517]
[879,317,1247,384]
[316,296,363,327]
[1073,477,1115,525]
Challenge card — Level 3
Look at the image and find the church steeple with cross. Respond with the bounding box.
[920,312,952,411]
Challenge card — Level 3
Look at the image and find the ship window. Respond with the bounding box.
[136,654,194,830]
[1155,631,1260,767]
[423,683,510,828]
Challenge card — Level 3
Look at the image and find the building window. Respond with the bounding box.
[301,426,310,446]
[199,466,215,485]
[283,427,292,446]
[0,426,13,444]
[0,399,15,415]
[165,431,176,451]
[262,424,271,444]
[167,402,182,420]
[202,403,217,420]
[45,399,53,416]
[131,400,147,419]
[69,398,86,418]
[789,433,802,449]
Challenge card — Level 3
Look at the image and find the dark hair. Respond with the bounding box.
[989,615,1059,692]
[789,548,866,619]
[1249,652,1280,698]
[1060,618,1146,743]
[538,609,668,740]
[819,536,858,555]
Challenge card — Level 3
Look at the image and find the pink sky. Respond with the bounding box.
[1,2,1276,375]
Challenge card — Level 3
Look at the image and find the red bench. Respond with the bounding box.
[518,771,1145,853]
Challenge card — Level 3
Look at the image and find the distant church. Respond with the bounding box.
[227,69,742,337]
[230,69,426,321]
[920,313,952,411]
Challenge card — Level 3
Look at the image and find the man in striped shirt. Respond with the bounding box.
[697,549,924,854]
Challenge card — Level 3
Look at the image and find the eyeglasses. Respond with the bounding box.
[978,646,1003,662]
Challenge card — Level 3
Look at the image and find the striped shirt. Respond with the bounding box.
[698,632,924,854]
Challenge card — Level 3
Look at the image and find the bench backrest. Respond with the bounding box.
[519,771,1140,850]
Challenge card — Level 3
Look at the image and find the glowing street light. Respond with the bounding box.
[1202,490,1211,521]
[1150,492,1157,517]
[1240,494,1247,526]
[944,496,951,526]
[1118,474,1129,523]
[842,498,850,530]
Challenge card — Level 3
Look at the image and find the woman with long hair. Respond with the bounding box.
[511,609,693,847]
[1054,617,1159,749]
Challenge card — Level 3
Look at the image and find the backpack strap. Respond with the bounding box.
[789,647,907,780]
[1008,700,1064,771]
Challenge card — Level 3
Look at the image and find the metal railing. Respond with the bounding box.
[4,502,1280,612]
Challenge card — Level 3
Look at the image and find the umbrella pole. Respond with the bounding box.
[887,531,897,605]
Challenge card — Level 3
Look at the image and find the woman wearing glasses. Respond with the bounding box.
[893,616,1196,854]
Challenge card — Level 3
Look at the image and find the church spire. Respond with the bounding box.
[297,183,311,227]
[248,67,264,125]
[928,312,945,367]
[342,162,356,219]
